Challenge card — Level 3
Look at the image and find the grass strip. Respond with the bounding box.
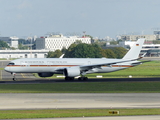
[0,81,160,93]
[0,108,160,119]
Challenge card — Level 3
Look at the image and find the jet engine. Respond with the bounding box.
[38,72,54,77]
[64,67,80,77]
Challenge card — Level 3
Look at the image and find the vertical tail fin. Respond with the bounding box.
[122,38,145,59]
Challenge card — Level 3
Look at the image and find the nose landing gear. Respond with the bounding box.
[12,73,16,81]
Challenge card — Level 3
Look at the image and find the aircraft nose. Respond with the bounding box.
[4,67,10,72]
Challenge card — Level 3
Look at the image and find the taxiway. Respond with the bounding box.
[0,93,160,110]
[8,115,160,120]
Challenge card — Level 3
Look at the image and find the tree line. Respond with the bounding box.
[0,40,10,49]
[47,42,127,58]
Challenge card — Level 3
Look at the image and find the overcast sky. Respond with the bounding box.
[0,0,160,38]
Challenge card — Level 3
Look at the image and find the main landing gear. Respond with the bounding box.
[65,76,88,81]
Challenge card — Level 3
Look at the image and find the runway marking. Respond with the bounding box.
[0,70,2,80]
[21,73,26,78]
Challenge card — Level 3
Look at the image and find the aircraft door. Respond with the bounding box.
[88,61,91,65]
[20,61,28,67]
[47,61,51,67]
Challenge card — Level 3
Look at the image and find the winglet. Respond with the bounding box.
[59,54,64,58]
[122,38,145,59]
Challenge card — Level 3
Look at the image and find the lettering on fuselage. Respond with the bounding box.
[22,61,44,64]
[20,60,68,65]
[47,61,67,64]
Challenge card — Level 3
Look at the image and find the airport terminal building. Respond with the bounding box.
[119,41,160,57]
[0,50,49,59]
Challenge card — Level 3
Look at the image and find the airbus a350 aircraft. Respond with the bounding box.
[5,38,145,81]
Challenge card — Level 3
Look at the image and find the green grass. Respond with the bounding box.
[0,58,18,60]
[0,108,160,119]
[0,81,160,93]
[0,68,4,70]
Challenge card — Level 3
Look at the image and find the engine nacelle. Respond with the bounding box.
[64,67,80,77]
[38,72,54,77]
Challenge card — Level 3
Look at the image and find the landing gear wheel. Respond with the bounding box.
[84,77,88,81]
[65,77,74,81]
[12,73,16,81]
[78,77,88,81]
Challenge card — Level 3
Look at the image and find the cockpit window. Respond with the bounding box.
[8,62,15,66]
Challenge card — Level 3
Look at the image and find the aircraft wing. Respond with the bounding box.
[79,58,151,72]
[79,58,138,71]
[54,58,138,73]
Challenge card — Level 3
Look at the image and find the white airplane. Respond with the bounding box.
[5,38,145,81]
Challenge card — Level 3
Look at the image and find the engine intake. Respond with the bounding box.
[38,72,54,77]
[64,67,80,77]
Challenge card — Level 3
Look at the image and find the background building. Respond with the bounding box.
[36,34,91,51]
[120,35,156,41]
[0,36,19,48]
[120,31,160,41]
[0,50,49,59]
[119,40,160,57]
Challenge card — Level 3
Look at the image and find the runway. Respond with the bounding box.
[1,77,160,84]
